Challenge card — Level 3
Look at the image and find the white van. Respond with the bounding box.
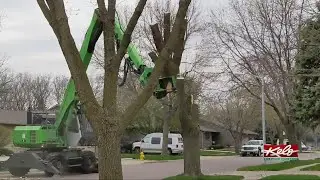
[132,133,184,154]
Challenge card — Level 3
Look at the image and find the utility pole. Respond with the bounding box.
[261,77,266,144]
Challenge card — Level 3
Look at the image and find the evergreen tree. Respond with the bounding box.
[294,5,320,129]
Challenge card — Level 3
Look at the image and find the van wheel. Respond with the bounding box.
[258,150,261,156]
[134,147,140,154]
[167,148,172,155]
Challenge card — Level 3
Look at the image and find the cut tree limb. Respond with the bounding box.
[164,13,171,44]
[150,23,164,52]
[171,18,187,75]
[148,52,158,63]
[120,0,192,131]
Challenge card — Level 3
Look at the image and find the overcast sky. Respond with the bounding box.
[0,0,227,77]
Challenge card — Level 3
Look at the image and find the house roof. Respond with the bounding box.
[0,110,27,125]
[199,120,221,132]
[48,104,59,111]
[199,119,258,135]
[242,129,258,135]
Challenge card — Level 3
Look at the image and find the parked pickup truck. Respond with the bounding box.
[240,140,264,157]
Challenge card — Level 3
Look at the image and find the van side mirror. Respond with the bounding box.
[141,140,145,143]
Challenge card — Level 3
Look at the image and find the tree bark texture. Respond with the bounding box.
[233,134,242,154]
[162,94,173,155]
[177,78,202,176]
[163,13,171,44]
[284,123,301,151]
[150,14,187,78]
[92,115,122,180]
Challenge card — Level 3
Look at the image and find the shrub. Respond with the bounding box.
[0,148,13,156]
[209,145,225,150]
[0,125,11,148]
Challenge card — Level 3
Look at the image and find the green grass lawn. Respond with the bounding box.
[200,150,236,156]
[121,153,183,160]
[301,163,320,171]
[237,159,320,171]
[260,175,320,180]
[121,150,235,161]
[163,175,244,180]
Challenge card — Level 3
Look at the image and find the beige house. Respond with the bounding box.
[0,110,55,131]
[0,110,29,130]
[199,120,258,149]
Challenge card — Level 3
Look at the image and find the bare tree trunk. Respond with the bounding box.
[278,127,284,144]
[177,78,202,176]
[285,123,299,146]
[94,116,122,180]
[162,94,172,155]
[162,116,169,155]
[233,135,242,154]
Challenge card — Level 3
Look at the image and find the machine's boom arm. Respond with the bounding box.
[54,9,175,134]
[54,10,103,132]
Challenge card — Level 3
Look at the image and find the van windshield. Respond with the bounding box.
[178,138,183,143]
[247,140,261,145]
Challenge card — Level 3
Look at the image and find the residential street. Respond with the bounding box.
[1,153,319,180]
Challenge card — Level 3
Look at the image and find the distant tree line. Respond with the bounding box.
[0,68,103,111]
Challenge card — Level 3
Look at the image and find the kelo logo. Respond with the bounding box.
[263,144,299,158]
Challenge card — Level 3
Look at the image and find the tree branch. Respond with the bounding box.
[150,23,164,52]
[37,0,52,23]
[171,18,187,74]
[114,0,148,67]
[148,51,158,63]
[37,0,101,118]
[120,0,192,132]
[164,12,171,44]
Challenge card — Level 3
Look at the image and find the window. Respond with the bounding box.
[178,138,183,143]
[67,115,79,133]
[151,137,161,144]
[142,137,150,143]
[247,140,261,145]
[168,138,172,144]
